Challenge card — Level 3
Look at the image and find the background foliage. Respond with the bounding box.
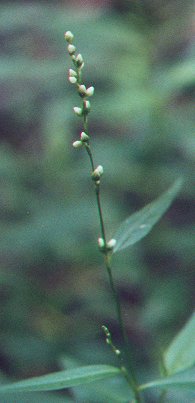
[0,1,194,401]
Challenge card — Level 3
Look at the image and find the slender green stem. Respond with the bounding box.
[104,254,141,402]
[95,184,107,242]
[83,113,88,134]
[85,143,95,171]
[69,47,142,402]
[84,140,142,402]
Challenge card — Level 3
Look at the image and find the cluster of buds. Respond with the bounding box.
[78,84,94,98]
[68,68,77,84]
[102,325,121,356]
[73,99,91,117]
[72,131,90,149]
[65,31,94,111]
[65,30,84,72]
[64,31,84,68]
[98,237,116,253]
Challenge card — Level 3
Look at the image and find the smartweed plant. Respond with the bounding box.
[0,31,194,403]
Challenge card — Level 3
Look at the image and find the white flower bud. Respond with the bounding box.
[86,86,95,97]
[71,55,76,62]
[73,106,83,116]
[98,238,105,248]
[69,69,77,77]
[69,76,77,84]
[68,44,76,55]
[83,100,91,112]
[107,239,116,250]
[72,140,83,149]
[78,84,86,96]
[96,165,104,175]
[64,31,74,43]
[80,131,89,142]
[76,53,84,67]
[92,165,103,181]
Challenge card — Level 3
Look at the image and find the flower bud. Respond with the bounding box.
[69,76,77,84]
[86,86,95,97]
[92,165,104,181]
[98,237,105,248]
[68,44,76,55]
[71,55,76,62]
[107,238,116,251]
[69,69,77,77]
[78,84,86,96]
[64,31,74,43]
[80,131,89,142]
[96,165,104,175]
[72,140,83,149]
[75,53,84,68]
[73,106,83,116]
[83,100,91,113]
[102,325,110,337]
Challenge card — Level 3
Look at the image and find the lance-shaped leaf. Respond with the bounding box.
[0,365,121,394]
[164,312,195,375]
[139,366,195,391]
[113,179,182,253]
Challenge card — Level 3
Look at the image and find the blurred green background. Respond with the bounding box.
[0,1,194,401]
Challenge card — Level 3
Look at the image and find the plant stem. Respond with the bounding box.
[95,184,107,242]
[84,139,142,403]
[66,35,142,402]
[104,254,142,402]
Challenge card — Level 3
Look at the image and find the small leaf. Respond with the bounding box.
[139,367,195,391]
[0,365,121,394]
[113,179,182,253]
[164,312,195,375]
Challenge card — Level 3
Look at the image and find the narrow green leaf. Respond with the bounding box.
[0,392,71,403]
[139,367,195,391]
[113,179,182,253]
[0,365,121,394]
[164,312,195,375]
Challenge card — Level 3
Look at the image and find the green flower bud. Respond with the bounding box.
[102,325,110,337]
[80,131,89,142]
